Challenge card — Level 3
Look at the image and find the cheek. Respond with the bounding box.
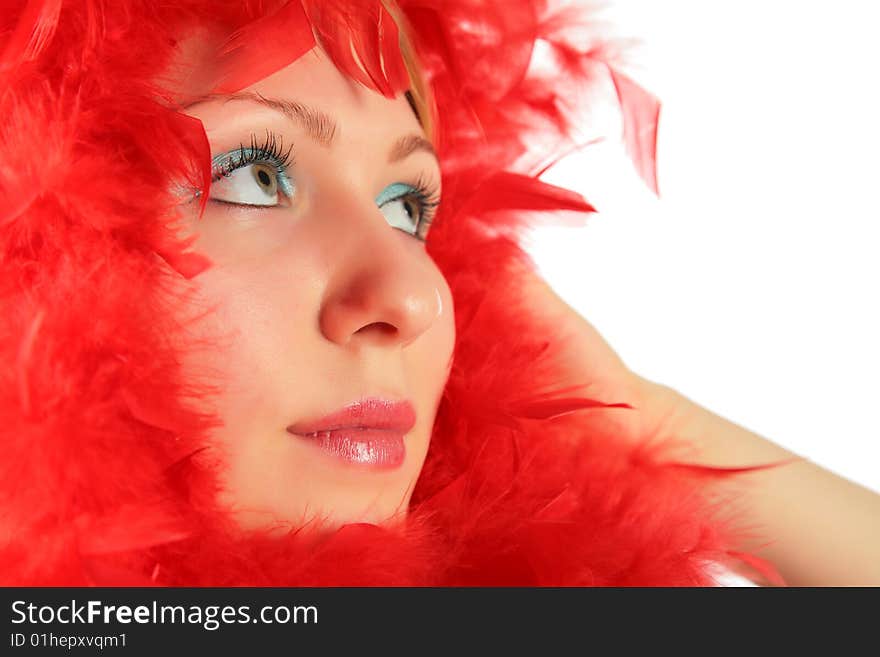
[435,281,456,375]
[412,276,456,393]
[184,261,317,425]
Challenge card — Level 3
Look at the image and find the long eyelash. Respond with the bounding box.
[211,129,295,181]
[408,173,442,238]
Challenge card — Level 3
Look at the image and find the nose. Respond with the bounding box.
[318,199,443,349]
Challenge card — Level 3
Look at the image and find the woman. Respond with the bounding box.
[1,0,877,586]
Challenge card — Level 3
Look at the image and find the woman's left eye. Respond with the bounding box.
[376,182,439,242]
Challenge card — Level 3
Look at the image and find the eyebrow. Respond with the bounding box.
[185,91,437,164]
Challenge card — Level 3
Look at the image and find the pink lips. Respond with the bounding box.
[286,398,417,469]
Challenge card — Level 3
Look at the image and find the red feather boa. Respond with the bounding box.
[0,0,781,586]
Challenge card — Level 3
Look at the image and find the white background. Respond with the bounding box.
[525,0,879,492]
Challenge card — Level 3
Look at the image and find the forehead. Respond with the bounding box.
[173,36,423,142]
[240,47,421,136]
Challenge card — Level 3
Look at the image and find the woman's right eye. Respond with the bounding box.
[210,161,294,207]
[209,136,296,208]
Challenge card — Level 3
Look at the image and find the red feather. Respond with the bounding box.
[507,396,633,420]
[213,1,316,94]
[0,0,62,71]
[608,64,661,195]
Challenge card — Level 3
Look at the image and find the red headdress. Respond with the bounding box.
[0,0,781,585]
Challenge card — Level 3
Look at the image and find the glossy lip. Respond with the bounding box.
[286,398,417,469]
[286,397,417,435]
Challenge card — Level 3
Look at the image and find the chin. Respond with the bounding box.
[220,481,415,536]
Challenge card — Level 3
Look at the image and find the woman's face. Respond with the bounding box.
[178,46,455,532]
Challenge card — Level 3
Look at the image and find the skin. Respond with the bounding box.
[177,47,455,533]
